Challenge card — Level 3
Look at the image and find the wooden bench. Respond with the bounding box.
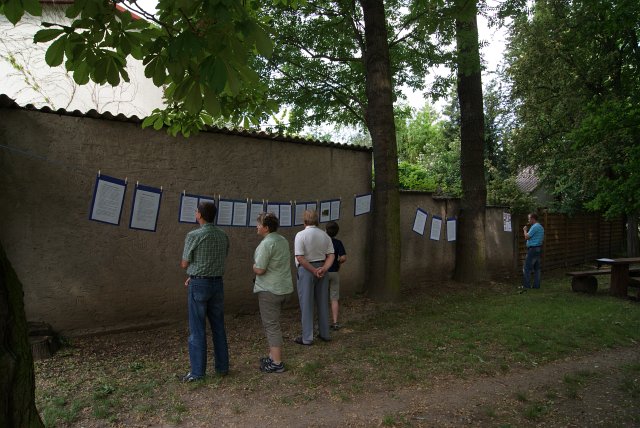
[628,277,640,299]
[566,270,610,293]
[567,267,640,293]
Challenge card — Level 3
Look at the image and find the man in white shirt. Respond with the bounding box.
[293,210,335,345]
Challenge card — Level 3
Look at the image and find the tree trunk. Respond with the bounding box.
[627,215,640,257]
[359,0,402,300]
[453,0,489,283]
[0,241,44,428]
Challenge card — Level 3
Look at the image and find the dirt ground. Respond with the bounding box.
[211,345,640,427]
[36,290,640,427]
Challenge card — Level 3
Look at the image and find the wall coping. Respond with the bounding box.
[0,94,372,153]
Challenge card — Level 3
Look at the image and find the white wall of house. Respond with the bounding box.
[0,4,163,117]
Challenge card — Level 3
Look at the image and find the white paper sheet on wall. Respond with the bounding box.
[412,209,428,235]
[503,212,512,232]
[430,216,442,241]
[90,174,127,225]
[130,185,162,232]
[249,202,265,226]
[179,195,199,223]
[330,200,341,221]
[279,203,292,227]
[320,201,331,223]
[354,193,372,216]
[217,199,234,226]
[446,217,456,242]
[232,201,248,226]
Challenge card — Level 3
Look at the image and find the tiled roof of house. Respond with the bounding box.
[0,94,372,152]
[515,167,539,193]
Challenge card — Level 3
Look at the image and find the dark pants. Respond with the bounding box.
[188,277,229,377]
[523,246,542,289]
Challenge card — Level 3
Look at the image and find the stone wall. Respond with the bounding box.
[1,103,521,335]
[399,192,515,285]
[0,107,372,335]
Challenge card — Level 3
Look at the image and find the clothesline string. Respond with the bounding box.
[1,143,373,226]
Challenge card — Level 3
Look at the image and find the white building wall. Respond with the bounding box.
[0,5,163,116]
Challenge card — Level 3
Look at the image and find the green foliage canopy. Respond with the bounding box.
[258,0,447,133]
[506,0,640,218]
[396,103,461,195]
[0,0,278,136]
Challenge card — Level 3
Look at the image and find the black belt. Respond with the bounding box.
[190,275,221,280]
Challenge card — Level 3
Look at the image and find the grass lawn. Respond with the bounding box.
[35,271,640,426]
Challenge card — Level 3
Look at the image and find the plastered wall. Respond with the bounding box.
[1,105,518,335]
[0,108,372,335]
[399,192,516,284]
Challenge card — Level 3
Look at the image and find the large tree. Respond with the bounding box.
[1,243,43,427]
[452,0,489,282]
[505,0,640,254]
[359,0,402,299]
[258,0,444,298]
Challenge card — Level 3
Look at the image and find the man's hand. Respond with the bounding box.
[184,277,190,288]
[315,267,326,278]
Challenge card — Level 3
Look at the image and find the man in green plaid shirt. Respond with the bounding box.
[179,201,229,382]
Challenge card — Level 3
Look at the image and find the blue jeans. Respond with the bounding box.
[523,247,542,289]
[188,277,229,377]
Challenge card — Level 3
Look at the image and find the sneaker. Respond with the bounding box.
[518,287,529,294]
[179,372,203,383]
[330,323,342,331]
[260,360,285,373]
[260,356,273,366]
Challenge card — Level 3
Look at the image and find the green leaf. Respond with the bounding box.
[72,61,90,85]
[2,0,24,25]
[105,58,120,86]
[22,0,42,16]
[93,58,107,84]
[64,37,84,62]
[153,116,165,131]
[44,37,66,67]
[252,23,273,57]
[184,83,203,115]
[201,114,214,126]
[237,64,259,85]
[203,57,227,93]
[166,61,184,81]
[225,64,240,95]
[169,123,181,136]
[120,36,132,56]
[172,78,193,101]
[142,113,159,129]
[33,29,64,43]
[152,57,167,86]
[119,67,130,83]
[203,86,221,116]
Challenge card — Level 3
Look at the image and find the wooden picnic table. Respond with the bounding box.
[596,257,640,297]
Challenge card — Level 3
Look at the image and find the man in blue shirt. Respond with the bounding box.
[522,212,544,291]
